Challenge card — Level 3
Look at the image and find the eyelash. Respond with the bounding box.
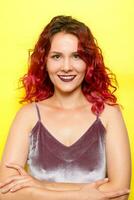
[52,55,60,59]
[51,54,80,60]
[73,54,80,59]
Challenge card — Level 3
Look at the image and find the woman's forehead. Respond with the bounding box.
[49,32,79,52]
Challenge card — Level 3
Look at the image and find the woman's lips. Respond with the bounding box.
[57,75,76,82]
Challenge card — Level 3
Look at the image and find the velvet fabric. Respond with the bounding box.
[27,103,106,183]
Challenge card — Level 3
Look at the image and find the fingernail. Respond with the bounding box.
[5,163,12,167]
[5,163,10,166]
[104,178,108,180]
[1,189,6,193]
[5,162,11,165]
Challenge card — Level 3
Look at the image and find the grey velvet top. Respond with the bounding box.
[27,103,106,183]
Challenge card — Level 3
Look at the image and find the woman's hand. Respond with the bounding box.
[0,163,46,193]
[78,179,130,200]
[0,164,130,200]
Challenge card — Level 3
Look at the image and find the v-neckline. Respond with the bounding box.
[33,117,105,149]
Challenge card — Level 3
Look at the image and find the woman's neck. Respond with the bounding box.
[50,88,89,110]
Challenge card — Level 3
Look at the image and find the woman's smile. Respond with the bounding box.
[57,75,77,82]
[46,32,87,93]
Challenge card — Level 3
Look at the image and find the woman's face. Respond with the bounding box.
[46,32,87,94]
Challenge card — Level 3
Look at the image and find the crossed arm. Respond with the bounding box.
[0,104,131,200]
[0,163,130,200]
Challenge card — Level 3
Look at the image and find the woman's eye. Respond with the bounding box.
[73,54,80,59]
[52,55,60,60]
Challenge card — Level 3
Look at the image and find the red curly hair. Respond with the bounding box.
[19,15,119,115]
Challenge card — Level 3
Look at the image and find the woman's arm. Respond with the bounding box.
[26,104,131,200]
[0,103,84,190]
[0,104,104,200]
[0,174,129,200]
[0,104,130,200]
[0,104,79,200]
[0,177,79,200]
[97,104,131,200]
[44,105,130,199]
[0,176,128,200]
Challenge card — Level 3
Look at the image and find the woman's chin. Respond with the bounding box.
[55,86,80,94]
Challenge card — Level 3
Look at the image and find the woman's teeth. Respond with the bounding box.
[58,75,76,82]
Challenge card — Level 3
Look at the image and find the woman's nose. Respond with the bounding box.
[61,58,73,72]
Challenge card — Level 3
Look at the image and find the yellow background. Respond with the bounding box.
[0,0,133,199]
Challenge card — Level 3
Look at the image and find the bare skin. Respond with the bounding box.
[0,32,131,200]
[0,99,131,200]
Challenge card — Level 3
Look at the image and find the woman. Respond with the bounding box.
[0,15,131,200]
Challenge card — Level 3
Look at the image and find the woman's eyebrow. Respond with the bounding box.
[50,51,78,54]
[50,51,62,54]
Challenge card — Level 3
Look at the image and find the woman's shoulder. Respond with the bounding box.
[16,102,36,116]
[103,103,122,117]
[14,102,38,131]
[16,99,51,125]
[102,103,123,127]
